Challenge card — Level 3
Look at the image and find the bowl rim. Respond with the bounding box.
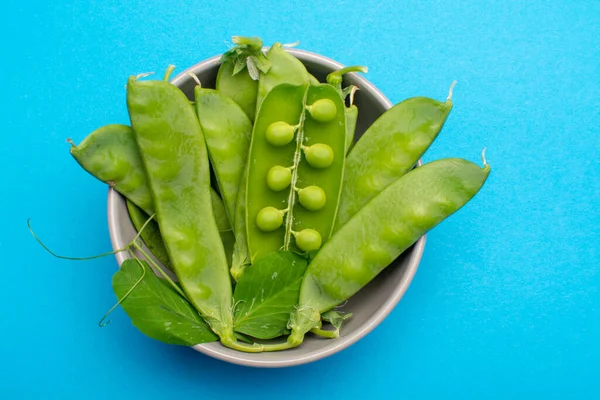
[107,47,425,368]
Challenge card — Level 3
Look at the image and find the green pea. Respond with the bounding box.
[127,76,258,352]
[267,166,292,192]
[303,143,334,169]
[256,207,284,232]
[285,156,491,350]
[307,99,337,122]
[298,186,326,211]
[265,121,296,147]
[334,84,455,232]
[294,229,322,252]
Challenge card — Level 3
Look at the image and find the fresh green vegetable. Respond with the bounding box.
[113,259,218,346]
[216,36,271,121]
[326,66,368,154]
[281,156,490,350]
[68,124,153,214]
[127,75,259,352]
[194,85,253,222]
[334,83,455,231]
[233,251,308,339]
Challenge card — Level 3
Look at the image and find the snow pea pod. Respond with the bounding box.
[194,86,252,222]
[216,36,271,121]
[127,191,235,268]
[256,43,310,113]
[69,124,152,214]
[282,156,491,349]
[334,84,455,231]
[246,83,346,262]
[127,76,259,352]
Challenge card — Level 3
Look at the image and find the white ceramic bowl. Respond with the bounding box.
[107,48,425,368]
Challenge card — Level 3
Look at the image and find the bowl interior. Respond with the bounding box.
[107,49,424,367]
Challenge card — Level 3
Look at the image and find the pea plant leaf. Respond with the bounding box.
[233,251,308,339]
[112,259,218,346]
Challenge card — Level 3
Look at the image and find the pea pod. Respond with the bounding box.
[127,191,235,268]
[216,36,271,121]
[69,124,152,214]
[334,83,455,231]
[245,83,346,262]
[194,86,253,222]
[127,76,259,352]
[256,43,310,112]
[279,155,491,350]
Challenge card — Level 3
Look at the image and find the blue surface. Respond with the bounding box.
[2,0,599,398]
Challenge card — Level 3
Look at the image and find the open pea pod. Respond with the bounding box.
[273,156,491,350]
[334,84,455,231]
[245,82,346,262]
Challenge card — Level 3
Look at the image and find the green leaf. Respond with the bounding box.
[232,58,247,76]
[250,53,272,74]
[112,259,218,346]
[233,251,308,339]
[321,309,353,335]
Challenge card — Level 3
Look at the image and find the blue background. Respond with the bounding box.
[2,0,599,398]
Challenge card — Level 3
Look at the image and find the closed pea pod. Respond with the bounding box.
[325,66,368,154]
[193,82,253,222]
[256,43,310,112]
[127,76,259,352]
[127,191,235,268]
[245,82,346,261]
[216,36,271,121]
[334,82,456,231]
[279,155,491,349]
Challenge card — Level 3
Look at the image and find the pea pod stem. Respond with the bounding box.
[163,65,176,82]
[309,327,338,338]
[447,80,457,101]
[231,36,263,48]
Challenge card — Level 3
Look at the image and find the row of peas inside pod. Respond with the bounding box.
[246,83,346,260]
[33,36,490,353]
